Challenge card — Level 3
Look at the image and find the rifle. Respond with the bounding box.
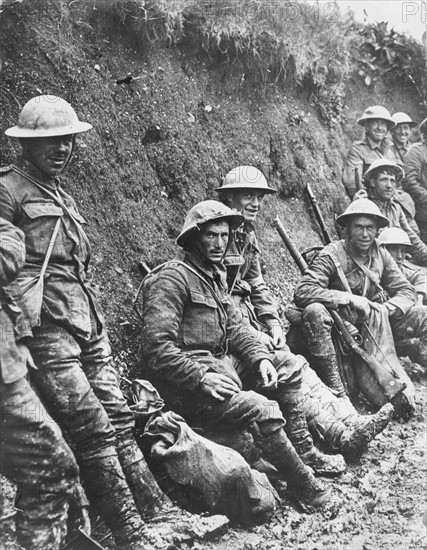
[271,217,406,401]
[133,261,152,321]
[306,183,331,244]
[354,165,363,192]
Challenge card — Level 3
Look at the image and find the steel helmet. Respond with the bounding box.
[216,166,276,194]
[177,200,244,247]
[377,227,412,247]
[5,95,92,138]
[336,198,389,228]
[357,105,395,129]
[363,158,404,182]
[391,112,417,127]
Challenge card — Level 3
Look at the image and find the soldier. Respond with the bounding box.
[140,200,334,513]
[216,166,393,461]
[360,158,427,266]
[0,95,182,549]
[291,199,419,413]
[377,227,427,362]
[404,117,427,243]
[342,105,396,199]
[0,217,80,550]
[390,112,417,166]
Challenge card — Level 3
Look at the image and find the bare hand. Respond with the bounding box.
[269,323,287,349]
[353,189,368,200]
[79,507,91,536]
[349,294,372,320]
[258,359,278,390]
[200,373,240,401]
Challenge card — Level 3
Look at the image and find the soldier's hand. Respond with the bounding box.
[353,189,368,200]
[258,359,278,390]
[348,294,372,320]
[200,373,240,401]
[269,323,287,349]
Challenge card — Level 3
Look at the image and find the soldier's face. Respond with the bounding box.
[370,170,396,201]
[393,123,411,146]
[386,244,406,263]
[229,191,265,223]
[22,135,74,177]
[347,215,378,254]
[365,119,388,143]
[199,221,230,264]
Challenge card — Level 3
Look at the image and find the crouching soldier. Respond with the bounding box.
[0,95,191,549]
[378,227,427,363]
[140,200,334,513]
[0,217,80,550]
[289,199,418,416]
[216,166,393,462]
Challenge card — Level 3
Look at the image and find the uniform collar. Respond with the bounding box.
[15,157,60,191]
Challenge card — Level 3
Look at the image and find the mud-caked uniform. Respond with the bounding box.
[0,160,149,545]
[368,195,427,266]
[293,239,426,385]
[0,217,79,550]
[343,136,415,219]
[404,141,427,242]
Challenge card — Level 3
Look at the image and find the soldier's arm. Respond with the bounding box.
[403,146,427,206]
[398,206,427,266]
[0,183,18,223]
[294,250,352,309]
[0,218,25,286]
[141,268,210,391]
[380,248,417,315]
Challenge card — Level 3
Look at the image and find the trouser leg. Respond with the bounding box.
[0,375,78,550]
[28,321,147,548]
[77,321,165,517]
[301,304,347,397]
[391,306,427,368]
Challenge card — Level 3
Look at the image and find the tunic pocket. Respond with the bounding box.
[183,288,219,348]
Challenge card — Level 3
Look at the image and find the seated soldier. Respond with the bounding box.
[356,158,427,266]
[140,200,335,513]
[216,165,393,461]
[390,112,417,166]
[404,117,427,243]
[0,217,81,550]
[288,199,420,416]
[377,227,427,363]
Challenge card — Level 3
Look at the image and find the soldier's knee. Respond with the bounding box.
[303,303,330,323]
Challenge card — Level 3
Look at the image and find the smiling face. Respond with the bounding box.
[198,220,230,264]
[21,135,74,177]
[227,190,265,223]
[347,215,378,254]
[392,123,411,146]
[365,118,389,144]
[369,170,396,202]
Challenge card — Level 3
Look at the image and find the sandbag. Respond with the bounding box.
[144,411,278,523]
[353,306,415,418]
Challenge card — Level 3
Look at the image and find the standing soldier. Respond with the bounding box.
[0,217,80,550]
[140,200,335,513]
[404,117,427,243]
[0,95,173,549]
[216,166,393,461]
[342,105,396,198]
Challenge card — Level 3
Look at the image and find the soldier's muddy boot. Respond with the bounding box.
[310,354,347,398]
[253,425,335,514]
[275,383,346,476]
[84,455,150,550]
[337,403,394,460]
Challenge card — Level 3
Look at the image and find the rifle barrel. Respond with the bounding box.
[306,184,331,244]
[272,217,308,274]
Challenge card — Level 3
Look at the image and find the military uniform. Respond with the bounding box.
[0,217,79,550]
[404,141,427,242]
[0,161,152,547]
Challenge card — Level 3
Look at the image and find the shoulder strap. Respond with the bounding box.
[39,217,61,281]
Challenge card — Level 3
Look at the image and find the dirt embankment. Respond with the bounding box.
[0,1,426,549]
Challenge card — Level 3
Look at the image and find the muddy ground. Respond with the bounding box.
[0,1,426,549]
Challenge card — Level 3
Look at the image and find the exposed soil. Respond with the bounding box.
[0,1,426,549]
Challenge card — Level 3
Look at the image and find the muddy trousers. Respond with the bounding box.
[0,375,79,550]
[391,305,427,367]
[28,317,150,546]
